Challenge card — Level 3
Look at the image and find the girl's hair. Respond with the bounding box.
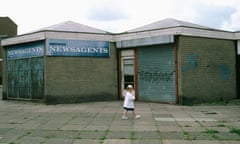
[127,85,133,89]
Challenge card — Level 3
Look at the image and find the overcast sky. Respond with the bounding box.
[1,0,240,34]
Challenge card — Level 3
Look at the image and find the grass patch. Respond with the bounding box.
[217,124,226,127]
[45,135,56,139]
[99,136,106,141]
[75,136,82,139]
[183,131,191,140]
[8,121,22,125]
[100,129,109,143]
[100,136,106,144]
[203,129,220,140]
[212,134,220,140]
[201,111,218,114]
[230,128,240,135]
[131,131,136,140]
[204,129,219,134]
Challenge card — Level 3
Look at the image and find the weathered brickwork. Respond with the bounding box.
[45,42,118,104]
[177,36,236,104]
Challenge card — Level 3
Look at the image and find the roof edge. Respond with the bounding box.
[1,30,114,46]
[123,25,234,35]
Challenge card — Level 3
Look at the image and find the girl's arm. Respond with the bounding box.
[122,90,126,99]
[131,91,136,100]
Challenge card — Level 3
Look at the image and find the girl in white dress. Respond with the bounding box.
[122,85,141,120]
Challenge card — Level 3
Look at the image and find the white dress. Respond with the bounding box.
[123,90,135,109]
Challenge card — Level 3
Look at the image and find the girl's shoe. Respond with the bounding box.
[135,115,141,119]
[122,116,128,120]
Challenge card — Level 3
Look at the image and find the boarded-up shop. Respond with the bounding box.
[1,21,118,104]
[1,18,239,104]
[116,18,238,104]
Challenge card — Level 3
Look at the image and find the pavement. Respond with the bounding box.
[0,99,239,144]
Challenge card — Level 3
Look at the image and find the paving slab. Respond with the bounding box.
[0,100,239,144]
[13,136,46,144]
[181,126,206,132]
[60,124,85,131]
[132,139,161,144]
[133,131,161,139]
[109,125,133,131]
[162,140,192,144]
[133,125,158,131]
[106,131,131,139]
[191,140,221,144]
[161,132,185,140]
[215,132,240,140]
[176,121,201,127]
[158,125,182,132]
[0,128,11,135]
[155,117,217,122]
[43,138,74,144]
[219,141,240,144]
[79,131,106,139]
[53,130,79,139]
[103,139,131,144]
[187,132,216,140]
[73,139,101,144]
[0,134,19,143]
[30,129,57,138]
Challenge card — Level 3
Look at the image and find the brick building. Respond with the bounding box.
[1,18,239,104]
[0,17,17,84]
[116,18,238,104]
[1,21,118,104]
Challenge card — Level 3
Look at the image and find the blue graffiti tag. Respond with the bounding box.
[182,53,199,72]
[219,64,232,80]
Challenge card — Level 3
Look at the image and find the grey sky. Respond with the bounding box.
[1,0,239,34]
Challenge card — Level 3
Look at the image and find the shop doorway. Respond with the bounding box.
[237,41,240,99]
[119,45,176,103]
[120,49,136,98]
[122,58,134,88]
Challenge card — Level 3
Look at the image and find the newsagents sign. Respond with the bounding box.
[46,39,110,57]
[7,41,44,60]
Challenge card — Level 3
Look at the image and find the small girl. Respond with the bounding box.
[122,85,141,120]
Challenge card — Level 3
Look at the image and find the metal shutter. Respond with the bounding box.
[137,44,176,103]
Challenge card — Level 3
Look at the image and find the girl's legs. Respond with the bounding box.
[133,110,141,119]
[122,109,128,119]
[123,109,127,116]
[122,109,140,119]
[133,110,136,117]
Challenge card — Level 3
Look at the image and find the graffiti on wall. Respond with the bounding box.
[182,53,199,72]
[138,71,174,83]
[181,52,233,80]
[219,64,232,80]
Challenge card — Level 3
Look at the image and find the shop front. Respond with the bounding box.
[1,18,239,104]
[2,21,118,104]
[6,41,44,100]
[117,35,177,103]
